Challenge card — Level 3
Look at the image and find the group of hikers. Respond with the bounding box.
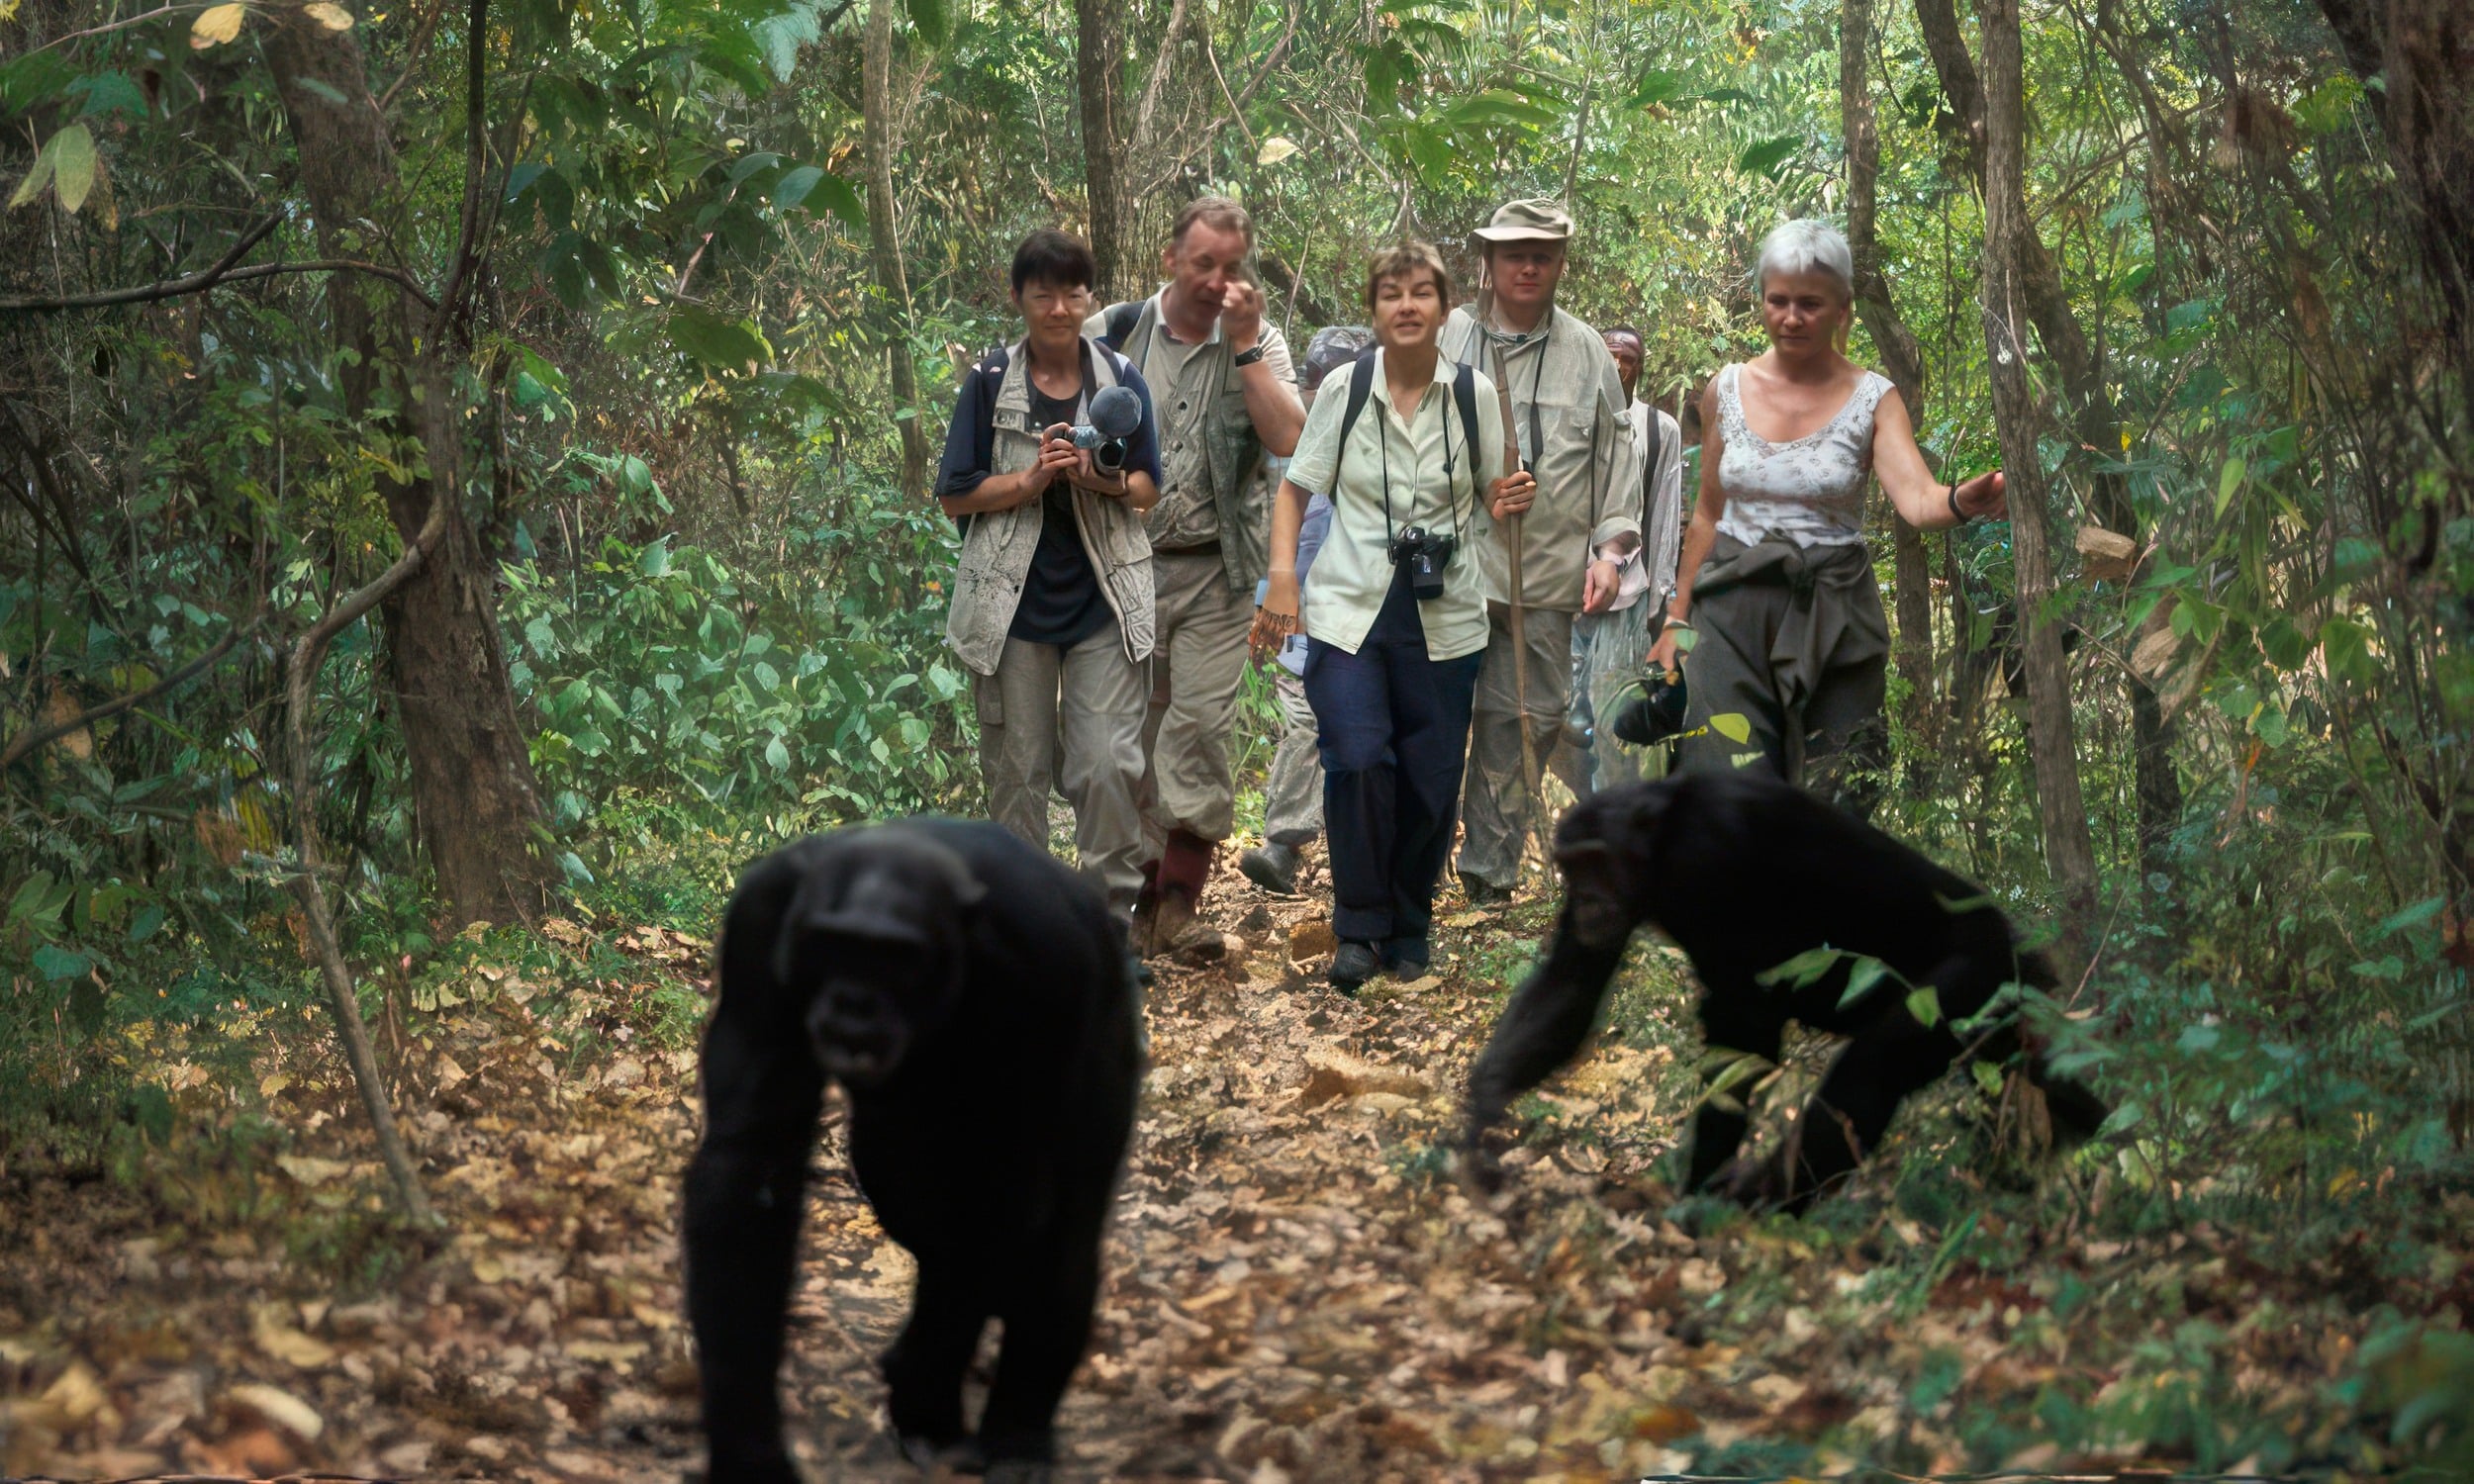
[931,196,2007,992]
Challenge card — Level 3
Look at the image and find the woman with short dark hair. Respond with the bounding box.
[1251,243,1531,991]
[935,230,1163,913]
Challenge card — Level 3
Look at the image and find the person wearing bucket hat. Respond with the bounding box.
[1239,325,1375,896]
[1442,198,1642,905]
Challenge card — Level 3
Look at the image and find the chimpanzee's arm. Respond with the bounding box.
[1464,906,1634,1151]
[684,853,823,1480]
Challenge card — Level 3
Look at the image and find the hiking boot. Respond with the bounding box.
[1459,871,1514,906]
[1380,936,1431,975]
[1238,841,1302,895]
[1329,941,1382,994]
[1135,828,1215,956]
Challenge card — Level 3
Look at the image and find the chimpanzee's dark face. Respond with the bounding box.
[773,836,984,1089]
[1551,788,1667,948]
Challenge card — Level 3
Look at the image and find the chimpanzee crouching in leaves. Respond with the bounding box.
[683,820,1142,1482]
[1463,772,2104,1211]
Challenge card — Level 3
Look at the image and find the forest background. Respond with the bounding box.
[3,0,2473,1474]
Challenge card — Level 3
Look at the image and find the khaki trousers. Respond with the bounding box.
[1140,549,1255,852]
[1261,666,1323,847]
[1457,604,1574,887]
[973,628,1148,909]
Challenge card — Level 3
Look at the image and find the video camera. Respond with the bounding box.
[1060,384,1144,476]
[1610,670,1688,747]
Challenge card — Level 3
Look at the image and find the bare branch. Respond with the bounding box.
[0,617,256,772]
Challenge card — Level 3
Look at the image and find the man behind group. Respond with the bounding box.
[936,230,1163,917]
[1093,198,1305,952]
[1566,324,1686,792]
[1442,199,1641,903]
[1240,325,1376,897]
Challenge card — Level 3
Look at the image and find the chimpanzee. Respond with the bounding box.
[683,819,1143,1482]
[1463,771,2104,1210]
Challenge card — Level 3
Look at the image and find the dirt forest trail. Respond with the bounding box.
[2,855,2463,1481]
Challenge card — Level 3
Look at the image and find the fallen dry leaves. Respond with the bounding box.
[2,861,2466,1480]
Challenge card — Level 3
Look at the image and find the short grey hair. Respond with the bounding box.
[1754,220,1854,300]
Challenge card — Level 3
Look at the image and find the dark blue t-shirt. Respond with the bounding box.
[934,341,1162,649]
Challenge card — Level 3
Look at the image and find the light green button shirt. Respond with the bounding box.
[1283,348,1510,660]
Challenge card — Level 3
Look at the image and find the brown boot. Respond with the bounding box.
[1140,829,1216,956]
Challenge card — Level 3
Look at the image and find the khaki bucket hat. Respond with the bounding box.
[1471,198,1574,244]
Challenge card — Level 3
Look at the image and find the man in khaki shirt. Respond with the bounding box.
[1090,198,1303,952]
[1442,199,1641,901]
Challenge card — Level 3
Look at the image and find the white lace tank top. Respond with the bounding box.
[1714,363,1893,549]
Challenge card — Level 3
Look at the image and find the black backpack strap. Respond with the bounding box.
[1102,300,1143,353]
[1451,362,1481,495]
[1330,351,1380,493]
[1641,402,1663,519]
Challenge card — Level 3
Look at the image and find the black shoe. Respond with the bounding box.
[1380,937,1431,975]
[1238,841,1302,895]
[1460,872,1513,906]
[1329,941,1381,993]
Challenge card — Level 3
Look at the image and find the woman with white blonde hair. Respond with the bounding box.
[1642,219,2007,813]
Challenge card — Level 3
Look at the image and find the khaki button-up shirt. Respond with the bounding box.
[1442,305,1642,612]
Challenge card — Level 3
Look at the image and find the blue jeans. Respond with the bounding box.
[1304,569,1483,948]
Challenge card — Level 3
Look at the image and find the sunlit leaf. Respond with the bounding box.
[1904,985,1942,1028]
[190,2,247,48]
[1709,711,1751,744]
[303,1,355,30]
[48,124,95,215]
[1257,136,1300,166]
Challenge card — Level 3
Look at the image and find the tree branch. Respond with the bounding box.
[0,254,441,314]
[1,616,256,772]
[286,491,453,1225]
[430,0,493,337]
[0,212,282,313]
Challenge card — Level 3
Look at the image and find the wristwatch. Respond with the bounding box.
[1231,343,1267,367]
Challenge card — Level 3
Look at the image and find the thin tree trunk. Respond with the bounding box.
[1980,0,2099,969]
[1842,0,1936,756]
[288,489,453,1225]
[1918,0,2180,875]
[262,1,553,927]
[1075,0,1135,299]
[863,0,929,502]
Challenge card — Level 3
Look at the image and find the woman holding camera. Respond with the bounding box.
[1644,220,2006,814]
[1252,242,1531,991]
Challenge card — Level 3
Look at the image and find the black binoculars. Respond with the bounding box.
[1390,525,1457,602]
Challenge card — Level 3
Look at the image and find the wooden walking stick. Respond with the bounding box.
[1475,268,1545,859]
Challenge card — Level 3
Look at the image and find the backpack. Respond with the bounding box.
[1329,351,1484,513]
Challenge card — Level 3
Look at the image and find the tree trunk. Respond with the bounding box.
[863,0,929,502]
[1918,0,2180,876]
[1980,0,2099,968]
[1842,0,1937,756]
[263,2,553,928]
[1075,0,1137,299]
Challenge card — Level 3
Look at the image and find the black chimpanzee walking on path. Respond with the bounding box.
[684,819,1143,1482]
[1464,771,2105,1210]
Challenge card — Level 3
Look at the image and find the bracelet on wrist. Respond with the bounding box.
[1948,487,1968,523]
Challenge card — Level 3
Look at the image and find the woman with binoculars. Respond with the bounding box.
[1250,241,1533,993]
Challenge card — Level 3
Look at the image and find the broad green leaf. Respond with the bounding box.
[6,147,54,210]
[1904,985,1942,1028]
[32,943,92,982]
[1670,625,1697,654]
[48,124,95,215]
[1970,1060,2006,1097]
[190,2,247,48]
[2216,454,2245,517]
[1837,956,1891,1010]
[807,170,866,231]
[2321,616,2376,685]
[637,538,672,578]
[1709,712,1751,744]
[1736,136,1800,178]
[1758,946,1843,988]
[771,164,824,211]
[906,0,948,46]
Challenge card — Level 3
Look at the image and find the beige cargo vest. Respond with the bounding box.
[942,335,1156,676]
